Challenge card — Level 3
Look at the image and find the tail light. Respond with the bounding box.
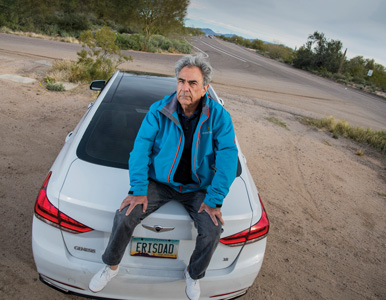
[34,172,93,234]
[220,194,269,247]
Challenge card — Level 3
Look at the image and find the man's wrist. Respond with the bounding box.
[128,190,147,196]
[204,198,222,208]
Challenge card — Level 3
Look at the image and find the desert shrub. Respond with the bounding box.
[332,73,346,81]
[115,33,191,53]
[333,119,350,135]
[116,33,146,51]
[46,82,65,91]
[171,39,191,54]
[42,24,60,36]
[71,27,131,82]
[56,13,90,34]
[43,75,65,91]
[150,35,172,51]
[262,43,294,63]
[352,76,366,85]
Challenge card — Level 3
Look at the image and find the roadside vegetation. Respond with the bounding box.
[219,32,386,97]
[266,117,289,130]
[43,27,131,83]
[300,116,386,153]
[74,27,132,82]
[0,0,193,54]
[43,77,65,92]
[1,0,196,83]
[2,1,384,97]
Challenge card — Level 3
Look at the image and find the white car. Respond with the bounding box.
[32,71,269,300]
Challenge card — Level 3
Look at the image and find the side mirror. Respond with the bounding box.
[90,80,106,91]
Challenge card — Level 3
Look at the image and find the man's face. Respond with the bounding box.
[177,66,209,110]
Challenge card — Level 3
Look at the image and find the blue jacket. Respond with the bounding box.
[128,92,238,208]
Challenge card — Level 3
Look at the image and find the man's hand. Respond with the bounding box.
[198,202,224,226]
[119,195,148,216]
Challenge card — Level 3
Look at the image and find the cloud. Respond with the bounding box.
[187,0,386,65]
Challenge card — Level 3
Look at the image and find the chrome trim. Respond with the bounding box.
[142,224,175,233]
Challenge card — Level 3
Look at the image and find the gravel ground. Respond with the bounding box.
[0,51,385,300]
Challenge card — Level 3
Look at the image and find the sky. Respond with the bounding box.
[185,0,386,67]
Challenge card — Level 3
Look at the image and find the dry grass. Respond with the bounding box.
[265,116,289,130]
[0,26,79,44]
[46,60,75,82]
[300,116,386,153]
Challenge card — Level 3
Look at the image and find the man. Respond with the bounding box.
[89,54,238,300]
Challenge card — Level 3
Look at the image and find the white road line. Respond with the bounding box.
[184,38,209,58]
[189,37,262,67]
[198,39,262,67]
[199,40,247,62]
[192,45,209,58]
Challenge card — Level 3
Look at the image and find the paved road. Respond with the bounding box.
[190,36,386,131]
[0,33,385,130]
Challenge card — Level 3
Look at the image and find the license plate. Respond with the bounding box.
[130,237,179,259]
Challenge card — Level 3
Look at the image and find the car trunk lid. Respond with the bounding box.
[59,159,253,271]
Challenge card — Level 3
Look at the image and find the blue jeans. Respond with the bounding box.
[102,179,222,280]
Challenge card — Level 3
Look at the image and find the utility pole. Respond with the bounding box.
[338,48,347,74]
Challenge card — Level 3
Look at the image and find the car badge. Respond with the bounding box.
[142,224,175,233]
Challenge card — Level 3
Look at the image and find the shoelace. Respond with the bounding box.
[188,276,198,286]
[100,266,111,279]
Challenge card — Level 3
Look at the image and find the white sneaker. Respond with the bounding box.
[89,265,119,293]
[184,267,200,300]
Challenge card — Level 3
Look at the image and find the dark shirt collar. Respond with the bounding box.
[177,98,202,120]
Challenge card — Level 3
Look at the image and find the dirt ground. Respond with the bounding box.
[0,52,385,300]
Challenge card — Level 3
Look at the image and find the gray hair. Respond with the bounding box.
[175,53,213,86]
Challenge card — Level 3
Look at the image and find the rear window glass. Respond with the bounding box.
[77,74,176,169]
[77,104,148,169]
[112,76,176,106]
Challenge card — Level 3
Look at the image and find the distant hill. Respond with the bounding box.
[199,28,235,38]
[198,28,270,42]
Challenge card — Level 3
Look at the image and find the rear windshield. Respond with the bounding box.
[77,74,176,169]
[77,103,149,169]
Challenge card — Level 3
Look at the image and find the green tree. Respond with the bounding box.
[342,56,386,89]
[0,0,21,28]
[0,0,53,31]
[251,39,264,51]
[293,45,314,70]
[135,0,189,40]
[90,0,136,28]
[293,31,343,73]
[369,63,386,90]
[345,56,366,77]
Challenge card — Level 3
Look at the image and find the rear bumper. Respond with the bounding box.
[32,216,266,300]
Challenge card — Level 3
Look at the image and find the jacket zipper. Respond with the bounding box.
[193,106,210,186]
